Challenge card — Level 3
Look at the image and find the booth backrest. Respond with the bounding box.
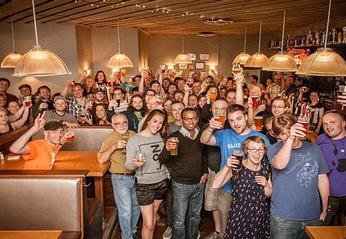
[0,171,87,237]
[32,126,113,151]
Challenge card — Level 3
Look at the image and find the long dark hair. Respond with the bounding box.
[94,70,107,84]
[129,94,147,117]
[141,109,167,138]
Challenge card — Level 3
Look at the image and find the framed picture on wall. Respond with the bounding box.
[195,62,205,70]
[188,53,197,61]
[199,53,209,60]
[179,63,188,70]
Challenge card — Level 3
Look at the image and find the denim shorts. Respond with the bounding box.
[136,179,168,206]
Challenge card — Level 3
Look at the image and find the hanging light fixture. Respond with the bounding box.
[296,0,346,77]
[263,10,297,72]
[107,20,134,69]
[233,26,251,65]
[245,21,269,68]
[13,0,70,77]
[174,33,192,65]
[1,22,22,68]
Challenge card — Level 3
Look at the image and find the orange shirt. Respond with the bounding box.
[22,139,55,170]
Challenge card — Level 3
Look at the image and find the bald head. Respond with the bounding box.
[323,112,346,140]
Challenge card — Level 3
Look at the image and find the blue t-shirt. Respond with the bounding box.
[267,141,329,221]
[214,129,270,193]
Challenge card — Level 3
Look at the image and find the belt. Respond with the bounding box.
[113,173,135,176]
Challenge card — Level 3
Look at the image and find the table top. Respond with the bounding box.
[0,151,110,177]
[306,226,346,239]
[0,230,63,239]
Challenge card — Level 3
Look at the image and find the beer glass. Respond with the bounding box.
[254,116,263,131]
[65,130,76,142]
[231,150,244,172]
[170,137,179,156]
[214,109,226,128]
[24,96,32,107]
[209,88,218,102]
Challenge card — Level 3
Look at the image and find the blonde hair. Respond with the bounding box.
[242,136,266,156]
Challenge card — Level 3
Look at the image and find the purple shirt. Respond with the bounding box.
[317,134,346,197]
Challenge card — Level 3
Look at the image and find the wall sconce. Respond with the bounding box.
[209,64,217,71]
[83,69,91,76]
[167,64,174,70]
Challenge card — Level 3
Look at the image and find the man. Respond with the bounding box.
[9,113,69,169]
[108,87,129,114]
[150,80,161,95]
[200,104,270,236]
[31,85,53,119]
[18,84,34,104]
[268,113,329,239]
[203,99,229,239]
[98,113,140,239]
[168,101,184,135]
[267,73,285,100]
[159,108,207,239]
[44,95,79,127]
[248,75,263,90]
[0,78,17,103]
[226,90,236,105]
[317,111,346,197]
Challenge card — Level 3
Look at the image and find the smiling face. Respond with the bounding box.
[228,110,248,134]
[182,110,198,132]
[323,113,346,139]
[0,109,9,125]
[7,101,19,115]
[171,102,184,121]
[0,80,9,93]
[132,96,143,111]
[147,114,165,135]
[245,141,265,165]
[44,128,64,145]
[271,99,286,116]
[112,114,128,134]
[95,105,107,119]
[19,86,31,97]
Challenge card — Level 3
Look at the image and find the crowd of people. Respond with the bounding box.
[4,66,346,239]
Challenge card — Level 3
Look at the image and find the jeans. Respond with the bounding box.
[166,180,173,227]
[270,214,322,239]
[112,174,140,239]
[172,180,205,239]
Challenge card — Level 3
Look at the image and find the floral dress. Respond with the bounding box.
[224,160,271,239]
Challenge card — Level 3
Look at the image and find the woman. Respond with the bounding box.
[163,98,174,123]
[94,70,107,91]
[213,136,272,239]
[309,91,324,135]
[0,102,31,136]
[7,100,30,123]
[125,109,168,239]
[124,94,147,132]
[93,104,111,125]
[81,75,96,97]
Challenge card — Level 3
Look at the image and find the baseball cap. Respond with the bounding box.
[53,95,66,103]
[44,121,64,131]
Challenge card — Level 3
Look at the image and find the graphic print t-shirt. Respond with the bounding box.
[267,141,329,220]
[126,133,167,184]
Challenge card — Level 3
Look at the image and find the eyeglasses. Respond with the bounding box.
[182,117,198,122]
[113,122,128,127]
[247,148,265,153]
[272,105,285,109]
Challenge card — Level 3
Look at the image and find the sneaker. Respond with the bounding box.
[203,231,221,239]
[163,226,172,239]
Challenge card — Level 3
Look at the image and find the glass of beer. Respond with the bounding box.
[134,151,146,165]
[209,88,218,102]
[214,110,226,128]
[232,62,243,76]
[170,137,179,156]
[231,150,244,172]
[297,116,309,140]
[24,96,31,107]
[254,116,263,131]
[252,96,261,109]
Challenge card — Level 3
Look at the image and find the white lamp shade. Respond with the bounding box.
[296,48,346,77]
[263,52,297,72]
[233,52,251,65]
[13,45,71,77]
[107,53,134,69]
[1,52,22,68]
[174,53,192,65]
[245,52,269,68]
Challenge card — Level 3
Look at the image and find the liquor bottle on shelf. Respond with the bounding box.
[343,26,346,44]
[332,28,337,44]
[315,31,320,45]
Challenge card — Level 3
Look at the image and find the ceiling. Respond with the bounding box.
[1,0,346,35]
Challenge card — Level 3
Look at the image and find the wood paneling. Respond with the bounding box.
[0,0,346,35]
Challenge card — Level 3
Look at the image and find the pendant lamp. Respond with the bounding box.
[296,0,346,77]
[174,33,192,65]
[1,22,22,68]
[245,21,268,68]
[13,0,70,77]
[107,21,134,69]
[263,10,297,72]
[233,26,251,65]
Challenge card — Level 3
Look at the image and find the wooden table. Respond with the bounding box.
[306,226,346,239]
[0,151,110,218]
[0,230,63,239]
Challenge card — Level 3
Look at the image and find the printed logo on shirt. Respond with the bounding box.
[151,144,161,161]
[227,142,241,150]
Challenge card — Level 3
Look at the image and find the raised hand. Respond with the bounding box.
[255,175,268,187]
[34,111,46,130]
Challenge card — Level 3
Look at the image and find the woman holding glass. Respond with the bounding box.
[212,136,272,239]
[125,109,168,239]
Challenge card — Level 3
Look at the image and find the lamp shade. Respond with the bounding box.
[174,53,192,65]
[245,52,268,68]
[13,45,71,77]
[1,52,22,68]
[107,52,134,69]
[233,52,251,65]
[296,48,346,77]
[263,52,297,72]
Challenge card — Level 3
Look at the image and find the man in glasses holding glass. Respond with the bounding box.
[159,108,208,239]
[98,113,140,239]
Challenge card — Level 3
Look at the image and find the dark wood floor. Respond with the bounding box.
[112,210,215,239]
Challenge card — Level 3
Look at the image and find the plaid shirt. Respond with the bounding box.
[66,96,87,118]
